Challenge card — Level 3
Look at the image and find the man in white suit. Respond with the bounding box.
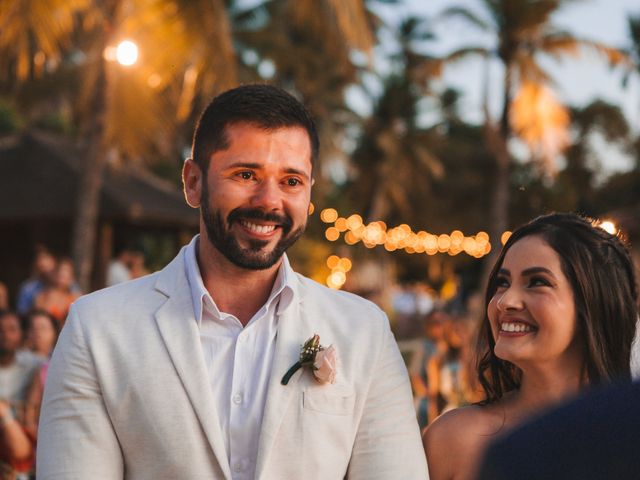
[37,85,428,479]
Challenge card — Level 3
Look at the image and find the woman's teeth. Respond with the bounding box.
[500,322,534,333]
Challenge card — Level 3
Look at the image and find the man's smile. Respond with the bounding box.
[240,221,277,234]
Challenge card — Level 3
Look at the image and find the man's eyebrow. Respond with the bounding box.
[225,162,262,170]
[283,167,310,180]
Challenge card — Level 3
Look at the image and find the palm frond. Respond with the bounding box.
[510,81,570,174]
[0,0,91,80]
[443,46,491,65]
[325,0,375,54]
[437,6,492,31]
[513,52,551,84]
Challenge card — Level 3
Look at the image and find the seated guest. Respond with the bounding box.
[0,282,8,311]
[34,258,80,327]
[21,311,59,439]
[423,213,638,480]
[22,310,59,359]
[16,248,57,316]
[0,310,41,477]
[410,310,446,429]
[0,398,32,478]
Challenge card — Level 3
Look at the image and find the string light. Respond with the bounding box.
[319,208,498,258]
[320,208,338,223]
[325,255,352,289]
[318,208,626,290]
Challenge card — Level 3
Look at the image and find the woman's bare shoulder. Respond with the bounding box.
[424,405,494,443]
[423,405,506,480]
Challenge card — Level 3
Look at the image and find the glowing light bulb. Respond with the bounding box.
[320,208,338,223]
[599,221,617,235]
[116,40,138,66]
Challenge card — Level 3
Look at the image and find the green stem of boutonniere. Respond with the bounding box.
[281,334,322,386]
[281,361,302,385]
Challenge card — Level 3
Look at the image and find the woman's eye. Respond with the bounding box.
[495,276,509,289]
[529,276,551,287]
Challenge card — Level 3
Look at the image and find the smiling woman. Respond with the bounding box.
[423,212,639,480]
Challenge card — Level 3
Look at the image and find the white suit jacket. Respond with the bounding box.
[37,247,428,479]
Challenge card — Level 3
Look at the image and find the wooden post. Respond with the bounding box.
[93,221,113,291]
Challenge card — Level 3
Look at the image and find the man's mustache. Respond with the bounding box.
[227,208,293,231]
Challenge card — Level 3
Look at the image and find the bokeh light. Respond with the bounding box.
[599,220,617,235]
[325,227,340,241]
[116,40,139,66]
[320,208,338,223]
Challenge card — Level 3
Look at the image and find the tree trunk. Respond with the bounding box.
[480,64,512,286]
[71,58,109,292]
[71,0,120,291]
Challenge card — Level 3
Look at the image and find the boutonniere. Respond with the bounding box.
[281,334,337,385]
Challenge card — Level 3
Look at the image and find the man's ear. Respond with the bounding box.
[182,159,202,208]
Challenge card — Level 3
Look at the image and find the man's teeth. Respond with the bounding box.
[500,322,534,333]
[241,221,276,234]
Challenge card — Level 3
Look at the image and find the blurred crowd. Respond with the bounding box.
[106,244,149,287]
[0,247,78,478]
[391,283,486,430]
[409,307,485,430]
[0,244,149,478]
[0,308,58,479]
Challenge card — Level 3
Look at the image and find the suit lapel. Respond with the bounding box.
[154,251,232,480]
[255,279,313,479]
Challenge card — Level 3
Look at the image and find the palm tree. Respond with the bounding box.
[0,0,90,83]
[0,0,240,289]
[626,13,640,79]
[439,0,627,266]
[347,16,444,225]
[1,0,376,289]
[234,0,377,201]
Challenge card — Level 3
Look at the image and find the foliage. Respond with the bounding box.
[0,0,638,294]
[0,98,23,134]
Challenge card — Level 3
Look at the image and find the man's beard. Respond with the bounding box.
[200,183,306,270]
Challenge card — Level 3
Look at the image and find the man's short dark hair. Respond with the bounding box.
[191,84,319,173]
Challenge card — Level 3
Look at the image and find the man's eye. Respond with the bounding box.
[239,171,253,180]
[286,178,300,187]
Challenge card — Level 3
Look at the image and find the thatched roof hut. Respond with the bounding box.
[0,131,197,298]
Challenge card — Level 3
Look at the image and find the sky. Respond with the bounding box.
[363,0,640,174]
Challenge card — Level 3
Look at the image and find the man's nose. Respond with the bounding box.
[250,179,283,211]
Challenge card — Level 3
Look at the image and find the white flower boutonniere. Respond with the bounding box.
[281,334,337,385]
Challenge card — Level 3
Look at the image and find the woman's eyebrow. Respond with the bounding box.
[522,266,554,276]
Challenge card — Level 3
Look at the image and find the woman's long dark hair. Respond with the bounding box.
[477,213,638,404]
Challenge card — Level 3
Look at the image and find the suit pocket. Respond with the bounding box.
[302,388,355,416]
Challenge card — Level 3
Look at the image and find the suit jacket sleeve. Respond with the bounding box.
[347,313,429,479]
[37,304,124,479]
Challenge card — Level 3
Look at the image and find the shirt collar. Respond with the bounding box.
[183,235,297,326]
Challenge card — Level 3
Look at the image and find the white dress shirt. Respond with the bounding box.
[184,236,295,480]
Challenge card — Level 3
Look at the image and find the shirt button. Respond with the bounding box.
[233,393,243,405]
[234,461,243,472]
